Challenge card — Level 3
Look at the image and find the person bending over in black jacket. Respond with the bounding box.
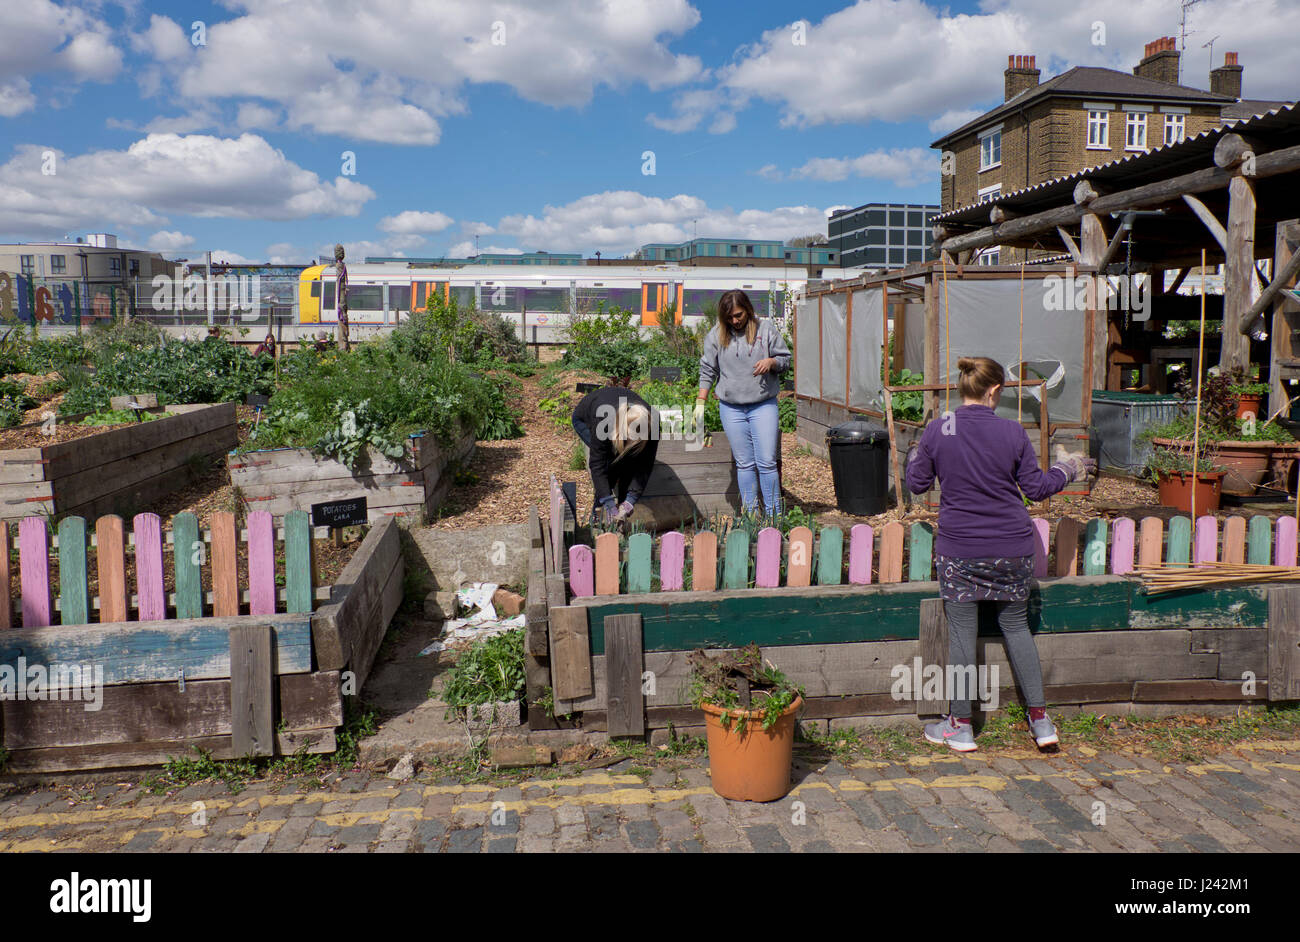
[571,386,659,525]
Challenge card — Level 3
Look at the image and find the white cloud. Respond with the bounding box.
[378,210,454,234]
[447,242,523,257]
[131,14,191,63]
[653,0,1300,134]
[146,230,195,252]
[491,189,833,255]
[0,80,36,118]
[236,103,280,131]
[203,249,260,265]
[0,133,377,238]
[789,147,937,187]
[321,238,429,261]
[267,242,308,265]
[135,2,704,146]
[929,109,984,136]
[755,164,782,181]
[0,1,123,114]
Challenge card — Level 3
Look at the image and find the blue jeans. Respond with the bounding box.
[717,396,781,515]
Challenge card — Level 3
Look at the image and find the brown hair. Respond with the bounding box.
[717,290,757,349]
[957,356,1005,402]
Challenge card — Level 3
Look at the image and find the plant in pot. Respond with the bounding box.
[1226,366,1269,421]
[688,644,804,802]
[1147,371,1297,495]
[1142,440,1226,516]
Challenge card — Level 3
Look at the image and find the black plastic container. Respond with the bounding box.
[825,420,891,516]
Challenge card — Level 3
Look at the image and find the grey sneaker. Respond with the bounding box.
[924,715,977,753]
[1029,714,1059,748]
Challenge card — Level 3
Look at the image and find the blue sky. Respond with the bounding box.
[1,0,1296,264]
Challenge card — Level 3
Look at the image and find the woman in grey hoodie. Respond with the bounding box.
[696,289,792,515]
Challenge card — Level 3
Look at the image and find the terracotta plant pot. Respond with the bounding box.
[1152,437,1277,495]
[1156,469,1224,516]
[701,695,802,802]
[1236,393,1263,421]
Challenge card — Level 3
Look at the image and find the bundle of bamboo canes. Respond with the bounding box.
[1133,562,1300,594]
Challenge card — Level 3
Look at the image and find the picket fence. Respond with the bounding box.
[1,509,322,628]
[567,514,1300,598]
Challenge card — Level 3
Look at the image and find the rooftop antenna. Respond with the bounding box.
[1178,0,1203,83]
[1202,34,1219,76]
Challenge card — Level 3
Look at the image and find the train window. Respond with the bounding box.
[480,286,520,311]
[389,286,411,311]
[451,286,475,309]
[310,282,320,298]
[683,289,728,316]
[346,285,384,310]
[323,282,334,309]
[522,287,569,312]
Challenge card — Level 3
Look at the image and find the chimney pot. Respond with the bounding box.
[1225,51,1238,66]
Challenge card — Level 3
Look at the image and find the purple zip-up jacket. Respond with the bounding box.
[904,404,1071,558]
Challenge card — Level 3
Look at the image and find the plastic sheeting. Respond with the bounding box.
[820,293,847,404]
[936,278,1085,423]
[901,301,925,375]
[849,288,885,410]
[795,295,819,397]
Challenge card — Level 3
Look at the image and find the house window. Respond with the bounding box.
[1087,111,1109,149]
[978,128,1002,170]
[977,183,1002,204]
[109,257,122,275]
[1125,112,1147,151]
[19,255,34,274]
[977,249,1001,266]
[1164,113,1186,145]
[50,255,66,274]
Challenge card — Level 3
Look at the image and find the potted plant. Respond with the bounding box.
[1147,371,1297,495]
[688,644,804,802]
[1143,443,1226,516]
[1226,366,1268,420]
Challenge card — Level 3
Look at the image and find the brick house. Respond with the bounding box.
[932,39,1286,263]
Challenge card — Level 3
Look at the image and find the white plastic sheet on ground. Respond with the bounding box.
[418,582,525,655]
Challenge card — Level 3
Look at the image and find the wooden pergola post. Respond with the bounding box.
[1081,213,1108,406]
[1217,135,1259,374]
[1269,220,1300,415]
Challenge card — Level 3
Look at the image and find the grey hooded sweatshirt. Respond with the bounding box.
[698,317,792,406]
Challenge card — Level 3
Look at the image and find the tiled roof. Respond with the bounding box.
[934,101,1300,225]
[931,66,1235,146]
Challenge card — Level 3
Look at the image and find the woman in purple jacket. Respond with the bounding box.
[904,356,1093,752]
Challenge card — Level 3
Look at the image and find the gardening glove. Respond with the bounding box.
[598,497,619,524]
[691,400,706,432]
[1054,445,1097,483]
[615,500,635,522]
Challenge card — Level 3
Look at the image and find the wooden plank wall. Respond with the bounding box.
[229,424,475,523]
[0,403,238,523]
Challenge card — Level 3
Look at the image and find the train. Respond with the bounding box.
[295,262,849,330]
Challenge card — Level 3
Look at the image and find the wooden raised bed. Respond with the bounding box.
[631,431,739,528]
[0,403,237,523]
[529,510,1300,735]
[229,423,476,523]
[0,512,403,773]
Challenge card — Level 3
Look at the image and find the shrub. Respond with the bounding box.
[439,629,526,719]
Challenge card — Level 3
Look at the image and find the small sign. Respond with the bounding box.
[576,382,601,393]
[245,394,271,409]
[649,366,681,382]
[311,497,368,528]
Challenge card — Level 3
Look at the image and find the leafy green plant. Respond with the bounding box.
[0,378,35,428]
[439,628,526,719]
[79,409,163,426]
[888,368,924,422]
[562,304,645,380]
[316,398,409,468]
[687,644,803,734]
